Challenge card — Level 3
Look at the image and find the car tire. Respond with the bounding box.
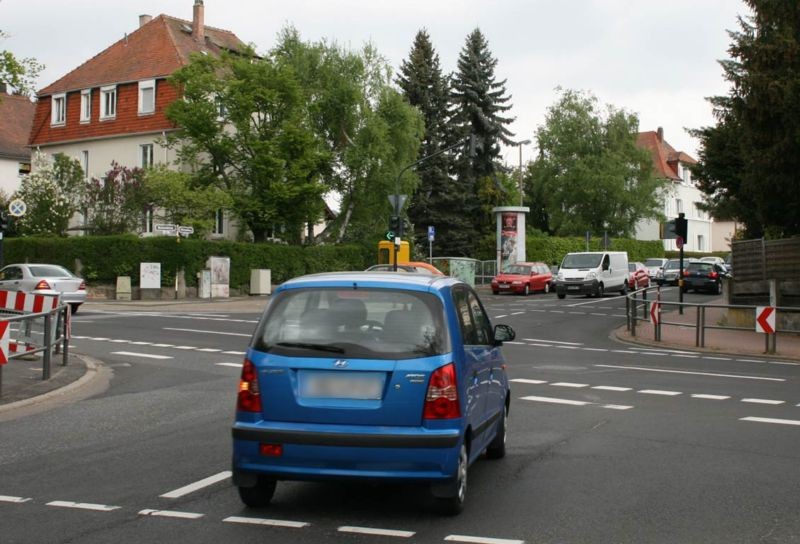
[485,408,507,460]
[595,283,604,298]
[523,284,530,296]
[557,293,566,300]
[69,303,80,315]
[432,444,468,515]
[492,289,499,295]
[237,477,277,508]
[544,282,550,294]
[715,281,722,295]
[620,283,628,296]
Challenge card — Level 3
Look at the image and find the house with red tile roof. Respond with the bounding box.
[28,1,245,237]
[0,87,35,196]
[635,127,731,252]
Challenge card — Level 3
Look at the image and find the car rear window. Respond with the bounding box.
[687,263,714,272]
[644,259,664,267]
[29,265,73,277]
[253,287,450,360]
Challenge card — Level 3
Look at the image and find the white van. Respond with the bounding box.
[555,251,629,299]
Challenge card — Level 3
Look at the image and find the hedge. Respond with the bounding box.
[5,235,372,289]
[525,237,666,266]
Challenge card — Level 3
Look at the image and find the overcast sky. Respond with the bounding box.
[2,0,748,165]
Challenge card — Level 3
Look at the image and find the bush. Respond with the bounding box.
[5,235,371,290]
[525,237,665,266]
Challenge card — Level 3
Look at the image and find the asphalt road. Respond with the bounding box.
[1,288,799,544]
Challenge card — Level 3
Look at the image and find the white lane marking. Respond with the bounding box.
[222,350,246,355]
[768,361,800,366]
[638,389,682,396]
[160,471,232,499]
[582,347,608,352]
[550,310,565,313]
[592,386,632,392]
[611,314,627,318]
[556,345,579,350]
[595,364,786,382]
[568,311,584,315]
[196,348,222,353]
[737,358,765,363]
[602,404,634,410]
[223,516,309,528]
[47,501,121,512]
[216,362,242,368]
[173,346,198,350]
[692,394,731,400]
[494,315,508,319]
[504,341,526,345]
[151,343,174,348]
[639,352,667,356]
[511,312,525,316]
[0,495,31,503]
[741,398,785,405]
[71,335,88,339]
[90,337,110,341]
[130,341,152,345]
[611,350,637,354]
[551,382,588,388]
[445,534,525,544]
[511,379,548,385]
[740,417,800,427]
[568,297,622,307]
[672,355,699,359]
[629,347,699,355]
[703,356,732,361]
[109,339,129,343]
[520,395,590,406]
[111,351,173,360]
[164,327,251,337]
[139,509,204,519]
[338,526,415,538]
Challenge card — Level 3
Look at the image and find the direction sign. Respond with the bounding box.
[650,301,661,326]
[0,320,8,364]
[8,199,26,217]
[428,225,435,242]
[178,226,194,235]
[155,223,176,232]
[387,194,407,212]
[755,306,775,334]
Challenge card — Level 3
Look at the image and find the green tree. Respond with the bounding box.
[691,1,800,238]
[86,162,145,235]
[397,29,473,257]
[138,165,234,236]
[14,153,84,236]
[450,28,515,248]
[0,30,43,96]
[528,89,665,237]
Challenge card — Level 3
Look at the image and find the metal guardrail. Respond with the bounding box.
[0,304,70,398]
[625,286,799,354]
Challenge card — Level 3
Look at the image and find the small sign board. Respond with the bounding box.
[178,226,194,235]
[755,306,776,334]
[8,199,26,217]
[388,194,407,212]
[428,225,435,242]
[140,262,161,290]
[155,223,176,232]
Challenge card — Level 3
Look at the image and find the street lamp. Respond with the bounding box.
[515,139,531,206]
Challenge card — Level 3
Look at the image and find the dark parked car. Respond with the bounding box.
[682,262,727,294]
[232,272,515,514]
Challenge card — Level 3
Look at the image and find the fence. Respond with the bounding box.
[626,286,800,354]
[0,303,70,398]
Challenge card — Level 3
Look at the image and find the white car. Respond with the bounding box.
[643,258,668,278]
[699,256,728,272]
[0,263,87,313]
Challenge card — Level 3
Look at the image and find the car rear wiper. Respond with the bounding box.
[275,342,345,354]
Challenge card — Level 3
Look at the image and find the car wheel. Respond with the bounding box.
[595,283,604,298]
[557,293,566,300]
[492,289,499,295]
[523,284,530,296]
[620,283,628,296]
[485,407,507,460]
[716,281,722,295]
[432,444,468,515]
[69,303,80,315]
[237,477,277,508]
[544,282,550,294]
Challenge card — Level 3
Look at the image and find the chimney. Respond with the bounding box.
[657,126,664,142]
[192,0,205,44]
[139,14,153,27]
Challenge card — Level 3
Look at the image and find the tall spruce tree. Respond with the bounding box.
[692,1,800,238]
[397,30,472,256]
[450,29,515,249]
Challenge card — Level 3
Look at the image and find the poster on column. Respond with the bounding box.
[501,213,518,271]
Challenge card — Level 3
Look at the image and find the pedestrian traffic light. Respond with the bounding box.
[389,215,400,235]
[675,213,688,240]
[0,213,8,232]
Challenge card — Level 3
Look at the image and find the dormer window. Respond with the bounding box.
[138,79,155,115]
[80,89,91,123]
[51,93,66,126]
[100,85,117,119]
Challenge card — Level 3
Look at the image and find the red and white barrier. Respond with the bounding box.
[0,290,60,313]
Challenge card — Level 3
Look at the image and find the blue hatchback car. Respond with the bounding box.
[232,272,515,514]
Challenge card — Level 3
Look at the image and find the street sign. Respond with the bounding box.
[8,199,26,217]
[755,306,776,334]
[0,320,9,364]
[178,226,194,235]
[428,225,435,242]
[387,194,407,212]
[155,223,176,232]
[675,236,684,249]
[650,301,660,326]
[385,230,395,241]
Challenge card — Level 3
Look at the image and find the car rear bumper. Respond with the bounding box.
[33,289,86,305]
[232,421,461,483]
[685,279,719,291]
[492,282,525,294]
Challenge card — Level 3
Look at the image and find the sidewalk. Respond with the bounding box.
[616,301,800,361]
[83,294,271,313]
[0,353,87,408]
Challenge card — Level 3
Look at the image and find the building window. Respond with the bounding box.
[676,199,684,214]
[80,89,91,123]
[213,209,224,235]
[682,165,692,184]
[697,235,705,252]
[144,208,154,234]
[138,79,155,114]
[100,85,117,119]
[215,95,227,121]
[140,144,154,168]
[51,93,66,125]
[18,162,31,176]
[80,150,89,179]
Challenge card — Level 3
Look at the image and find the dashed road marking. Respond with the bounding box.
[223,516,309,528]
[740,417,800,427]
[222,350,246,356]
[216,362,242,368]
[520,395,589,406]
[111,351,173,360]
[338,526,415,538]
[139,509,204,520]
[511,378,548,385]
[602,404,634,410]
[0,495,31,503]
[741,398,785,405]
[47,501,121,512]
[160,471,231,499]
[551,382,588,388]
[691,394,731,400]
[445,535,525,544]
[638,389,682,396]
[511,312,525,316]
[592,385,632,392]
[164,327,251,337]
[703,356,732,361]
[595,364,785,382]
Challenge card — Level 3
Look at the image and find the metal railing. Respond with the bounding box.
[626,286,799,354]
[0,304,70,398]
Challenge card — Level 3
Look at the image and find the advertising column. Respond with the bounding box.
[492,206,529,273]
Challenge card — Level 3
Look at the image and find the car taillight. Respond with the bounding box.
[682,270,689,277]
[78,281,86,290]
[237,359,261,413]
[424,363,460,420]
[708,272,718,279]
[34,280,51,290]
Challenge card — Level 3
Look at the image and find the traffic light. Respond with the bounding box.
[0,213,8,232]
[388,215,400,239]
[675,213,688,240]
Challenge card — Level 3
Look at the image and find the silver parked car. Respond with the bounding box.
[0,263,87,313]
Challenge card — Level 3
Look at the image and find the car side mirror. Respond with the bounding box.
[493,324,515,346]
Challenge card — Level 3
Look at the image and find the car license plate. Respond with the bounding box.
[500,282,509,287]
[568,285,580,291]
[299,371,384,400]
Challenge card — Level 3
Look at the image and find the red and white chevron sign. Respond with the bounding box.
[650,301,661,326]
[755,306,776,334]
[0,290,60,313]
[0,320,9,364]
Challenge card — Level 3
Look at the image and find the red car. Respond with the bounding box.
[491,262,553,296]
[628,262,650,290]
